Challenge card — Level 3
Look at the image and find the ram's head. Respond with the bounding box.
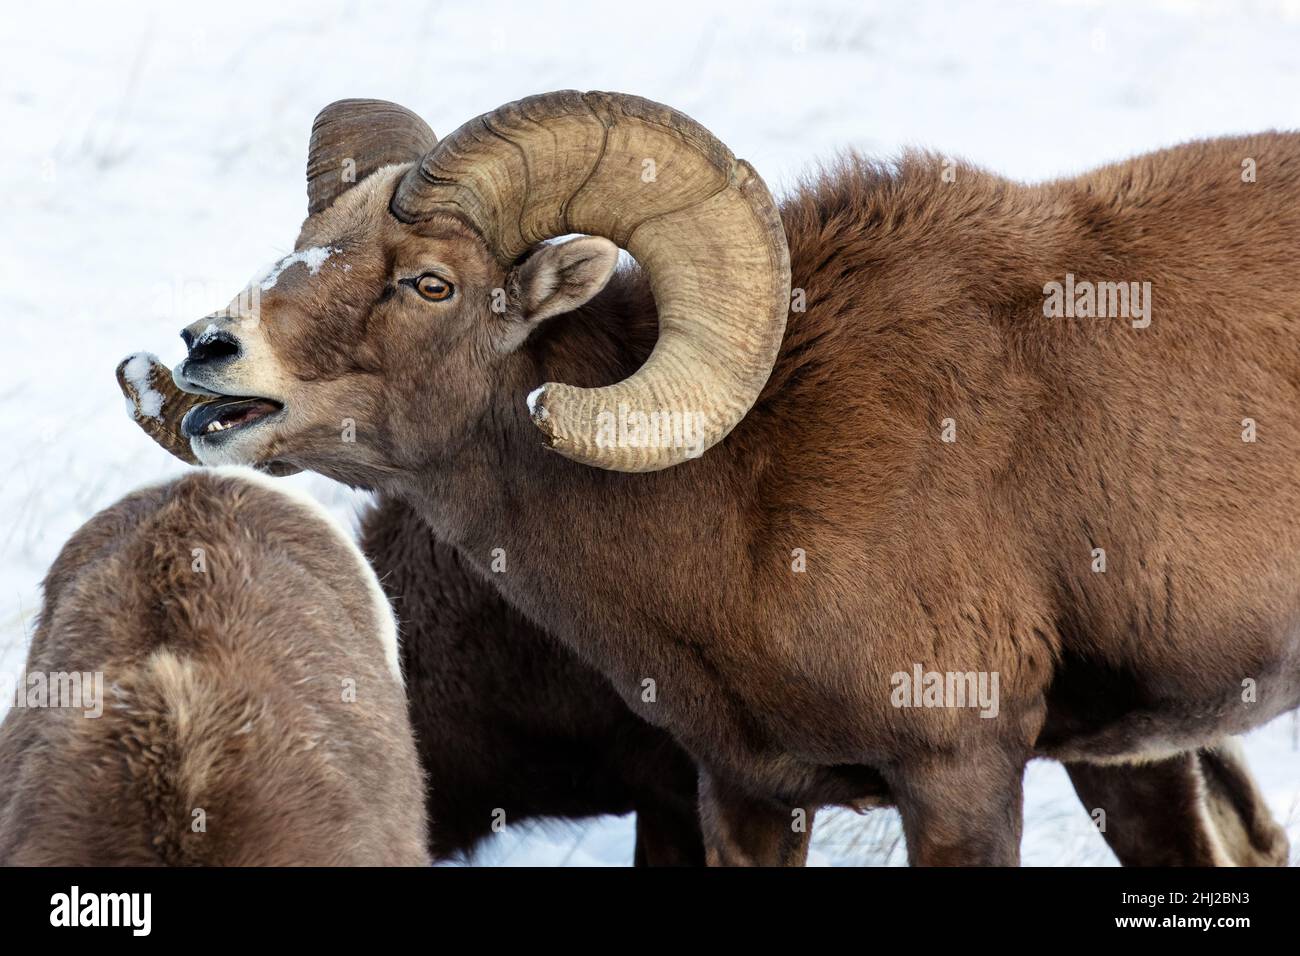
[118,92,789,483]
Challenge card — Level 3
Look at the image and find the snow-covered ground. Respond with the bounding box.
[1,0,1298,865]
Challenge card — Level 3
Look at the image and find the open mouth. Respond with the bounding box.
[181,397,284,440]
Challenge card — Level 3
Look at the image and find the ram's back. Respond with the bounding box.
[0,469,427,865]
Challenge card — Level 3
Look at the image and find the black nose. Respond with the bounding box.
[183,328,241,367]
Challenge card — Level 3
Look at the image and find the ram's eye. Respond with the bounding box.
[414,273,454,301]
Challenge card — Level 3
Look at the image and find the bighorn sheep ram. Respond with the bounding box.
[119,91,1295,865]
[0,468,428,865]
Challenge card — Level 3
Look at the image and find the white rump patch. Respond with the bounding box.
[258,246,340,290]
[122,351,165,421]
[205,466,403,686]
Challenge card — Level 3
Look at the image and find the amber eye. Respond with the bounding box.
[413,273,454,302]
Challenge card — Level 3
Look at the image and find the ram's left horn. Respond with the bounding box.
[116,352,204,464]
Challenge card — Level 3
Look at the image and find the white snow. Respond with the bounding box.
[121,351,165,420]
[526,385,547,419]
[258,245,338,290]
[2,0,1298,866]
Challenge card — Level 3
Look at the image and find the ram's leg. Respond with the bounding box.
[1066,739,1289,866]
[633,801,706,866]
[884,747,1026,866]
[697,772,814,866]
[1066,753,1214,865]
[1199,739,1290,865]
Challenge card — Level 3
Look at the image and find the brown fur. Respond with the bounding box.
[0,470,428,865]
[367,493,1281,866]
[169,128,1300,865]
[361,495,703,864]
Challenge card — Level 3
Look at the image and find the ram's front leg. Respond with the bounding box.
[697,772,814,866]
[884,746,1028,866]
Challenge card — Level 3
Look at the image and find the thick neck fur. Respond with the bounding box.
[403,153,1058,637]
[395,155,1041,762]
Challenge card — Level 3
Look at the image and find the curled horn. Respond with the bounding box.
[307,99,437,217]
[392,90,790,473]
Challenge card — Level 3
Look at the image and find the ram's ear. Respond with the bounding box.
[511,236,620,328]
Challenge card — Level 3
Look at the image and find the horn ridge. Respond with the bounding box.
[306,98,436,217]
[392,90,790,472]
